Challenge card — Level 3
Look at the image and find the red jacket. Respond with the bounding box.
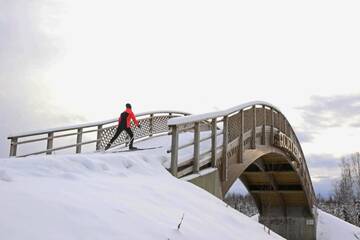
[118,108,139,128]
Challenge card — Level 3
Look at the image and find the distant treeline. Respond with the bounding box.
[318,152,360,226]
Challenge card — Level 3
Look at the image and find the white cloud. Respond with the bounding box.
[1,0,360,160]
[39,0,360,118]
[0,0,83,157]
[298,94,360,129]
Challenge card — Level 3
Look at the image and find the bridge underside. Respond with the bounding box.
[185,146,316,240]
[240,153,316,240]
[241,153,308,214]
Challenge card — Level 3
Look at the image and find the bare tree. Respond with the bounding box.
[334,157,354,204]
[350,153,360,198]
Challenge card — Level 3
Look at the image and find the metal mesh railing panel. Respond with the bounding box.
[228,112,241,142]
[274,111,280,129]
[243,109,252,132]
[279,114,285,132]
[265,108,272,125]
[256,108,264,127]
[98,125,126,149]
[98,114,172,150]
[151,115,172,134]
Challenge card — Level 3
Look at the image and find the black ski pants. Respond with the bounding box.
[108,126,134,148]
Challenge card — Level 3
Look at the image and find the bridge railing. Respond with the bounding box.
[8,111,189,157]
[167,101,315,209]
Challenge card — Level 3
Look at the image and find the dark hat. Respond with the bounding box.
[126,103,132,109]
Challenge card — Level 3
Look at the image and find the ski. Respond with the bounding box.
[108,146,163,153]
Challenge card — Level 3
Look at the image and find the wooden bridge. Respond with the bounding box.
[8,101,317,240]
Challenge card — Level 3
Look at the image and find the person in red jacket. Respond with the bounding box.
[105,103,141,150]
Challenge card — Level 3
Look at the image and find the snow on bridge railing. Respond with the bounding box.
[167,101,316,210]
[7,111,190,158]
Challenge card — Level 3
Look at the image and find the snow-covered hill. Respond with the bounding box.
[317,209,360,240]
[1,135,359,240]
[0,138,283,240]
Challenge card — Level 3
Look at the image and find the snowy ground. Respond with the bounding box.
[317,209,360,240]
[0,135,283,240]
[1,134,359,240]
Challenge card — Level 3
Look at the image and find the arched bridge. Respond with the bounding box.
[7,101,317,240]
[167,101,317,240]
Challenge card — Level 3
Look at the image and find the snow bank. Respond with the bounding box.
[0,137,283,240]
[317,209,360,240]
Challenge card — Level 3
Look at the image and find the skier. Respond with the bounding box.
[105,103,141,151]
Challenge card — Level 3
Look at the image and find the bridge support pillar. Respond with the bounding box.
[259,207,316,240]
[184,168,223,200]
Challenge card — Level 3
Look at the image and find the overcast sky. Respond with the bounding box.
[1,0,359,196]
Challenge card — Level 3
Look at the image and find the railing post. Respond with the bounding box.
[96,125,103,151]
[46,133,54,155]
[9,137,18,157]
[270,108,274,145]
[211,118,217,167]
[238,110,244,163]
[277,111,281,131]
[261,106,266,145]
[222,116,229,181]
[170,125,179,177]
[149,113,154,137]
[193,122,200,173]
[76,128,83,153]
[251,105,256,149]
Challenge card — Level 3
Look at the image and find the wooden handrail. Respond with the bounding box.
[8,111,190,157]
[8,111,190,139]
[18,139,99,157]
